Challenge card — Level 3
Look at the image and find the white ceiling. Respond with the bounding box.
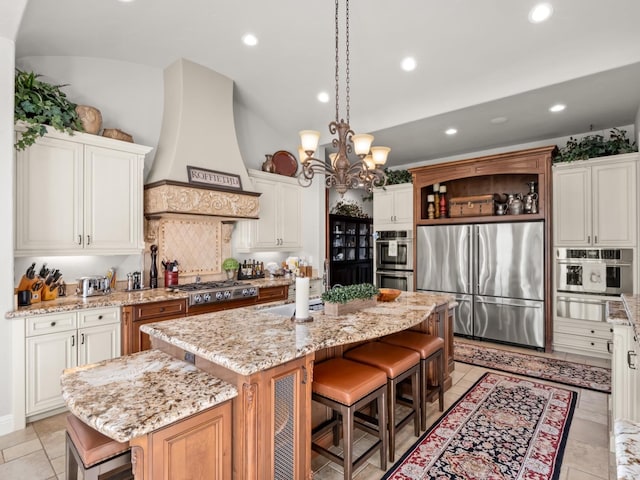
[14,0,640,168]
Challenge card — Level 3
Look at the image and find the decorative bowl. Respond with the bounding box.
[377,288,401,302]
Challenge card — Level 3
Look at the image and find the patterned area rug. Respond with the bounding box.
[454,341,611,393]
[383,372,576,480]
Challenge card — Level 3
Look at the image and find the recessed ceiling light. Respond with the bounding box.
[401,57,417,72]
[549,104,566,113]
[317,92,330,103]
[117,0,135,3]
[490,116,508,124]
[528,3,553,23]
[242,33,258,46]
[445,128,458,135]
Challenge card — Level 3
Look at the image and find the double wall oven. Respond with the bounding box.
[375,230,414,291]
[556,248,633,323]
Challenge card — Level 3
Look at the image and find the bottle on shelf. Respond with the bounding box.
[439,185,448,218]
[433,183,440,218]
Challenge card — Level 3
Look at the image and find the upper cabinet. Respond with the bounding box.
[236,169,302,252]
[15,127,152,256]
[553,153,639,247]
[373,183,413,230]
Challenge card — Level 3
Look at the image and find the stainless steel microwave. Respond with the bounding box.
[556,248,633,295]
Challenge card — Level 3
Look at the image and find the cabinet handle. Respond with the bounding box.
[71,334,75,347]
[628,351,637,369]
[98,315,103,320]
[590,342,595,346]
[590,329,595,334]
[587,235,591,244]
[301,366,308,385]
[81,333,85,345]
[159,307,165,312]
[50,321,56,327]
[607,340,613,353]
[594,235,598,244]
[86,235,91,245]
[78,235,82,245]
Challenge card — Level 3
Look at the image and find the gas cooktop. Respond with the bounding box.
[171,280,258,306]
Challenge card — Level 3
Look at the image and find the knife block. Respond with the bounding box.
[30,284,43,303]
[17,275,37,292]
[42,286,59,302]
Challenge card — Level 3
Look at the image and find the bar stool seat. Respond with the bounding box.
[312,357,388,480]
[66,414,132,480]
[344,342,421,462]
[381,331,445,430]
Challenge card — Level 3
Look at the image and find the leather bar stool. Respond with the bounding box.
[344,342,421,462]
[381,331,445,431]
[311,357,388,479]
[66,414,132,480]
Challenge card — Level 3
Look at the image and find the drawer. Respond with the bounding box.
[258,286,288,302]
[554,318,613,339]
[78,307,120,328]
[133,299,186,321]
[26,312,77,337]
[554,332,611,355]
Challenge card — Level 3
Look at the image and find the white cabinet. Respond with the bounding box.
[553,153,639,247]
[25,307,120,416]
[373,183,413,230]
[15,126,152,256]
[611,323,640,429]
[553,316,613,358]
[236,170,302,252]
[287,278,323,301]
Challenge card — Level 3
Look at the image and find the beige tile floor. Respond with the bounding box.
[0,339,617,480]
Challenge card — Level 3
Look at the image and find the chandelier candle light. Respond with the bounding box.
[297,0,390,196]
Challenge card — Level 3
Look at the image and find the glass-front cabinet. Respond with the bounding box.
[329,214,373,286]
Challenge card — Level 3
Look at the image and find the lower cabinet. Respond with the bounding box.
[554,317,613,359]
[26,307,120,416]
[611,324,640,427]
[257,285,289,304]
[287,279,322,301]
[130,400,233,480]
[122,299,187,354]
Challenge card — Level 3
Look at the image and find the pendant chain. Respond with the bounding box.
[334,0,350,124]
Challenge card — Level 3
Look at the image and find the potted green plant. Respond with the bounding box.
[321,283,379,315]
[222,258,239,280]
[555,128,637,163]
[14,69,84,150]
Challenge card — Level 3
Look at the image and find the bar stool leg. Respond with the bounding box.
[419,358,428,431]
[387,379,396,462]
[378,388,388,472]
[437,350,445,411]
[66,433,79,480]
[342,405,354,480]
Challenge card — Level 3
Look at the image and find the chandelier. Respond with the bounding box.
[297,0,390,196]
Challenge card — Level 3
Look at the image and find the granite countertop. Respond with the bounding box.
[141,291,453,376]
[622,294,640,338]
[607,300,629,325]
[614,419,640,479]
[5,276,308,319]
[61,349,238,443]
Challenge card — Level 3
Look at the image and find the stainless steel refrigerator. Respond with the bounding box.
[416,221,545,349]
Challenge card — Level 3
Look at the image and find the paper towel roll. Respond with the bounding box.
[295,277,310,319]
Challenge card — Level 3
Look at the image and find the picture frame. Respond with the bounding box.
[186,166,243,191]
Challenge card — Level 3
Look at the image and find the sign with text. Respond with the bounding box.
[187,166,243,191]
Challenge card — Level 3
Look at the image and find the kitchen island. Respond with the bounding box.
[141,290,453,479]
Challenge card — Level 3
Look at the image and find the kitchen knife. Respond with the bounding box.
[38,263,49,278]
[52,269,62,282]
[26,263,36,279]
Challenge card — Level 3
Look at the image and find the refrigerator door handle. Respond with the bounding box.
[467,225,473,293]
[475,299,542,309]
[556,296,607,305]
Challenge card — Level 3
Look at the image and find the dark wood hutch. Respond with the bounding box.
[409,145,557,352]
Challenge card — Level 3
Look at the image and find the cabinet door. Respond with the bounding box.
[612,325,639,423]
[15,135,84,254]
[592,161,637,246]
[84,145,143,252]
[251,177,279,248]
[393,186,414,224]
[373,190,394,226]
[26,331,77,415]
[78,323,121,366]
[553,167,591,246]
[278,182,302,249]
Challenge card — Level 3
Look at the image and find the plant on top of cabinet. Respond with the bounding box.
[555,128,637,163]
[14,69,84,150]
[384,168,412,185]
[331,200,369,218]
